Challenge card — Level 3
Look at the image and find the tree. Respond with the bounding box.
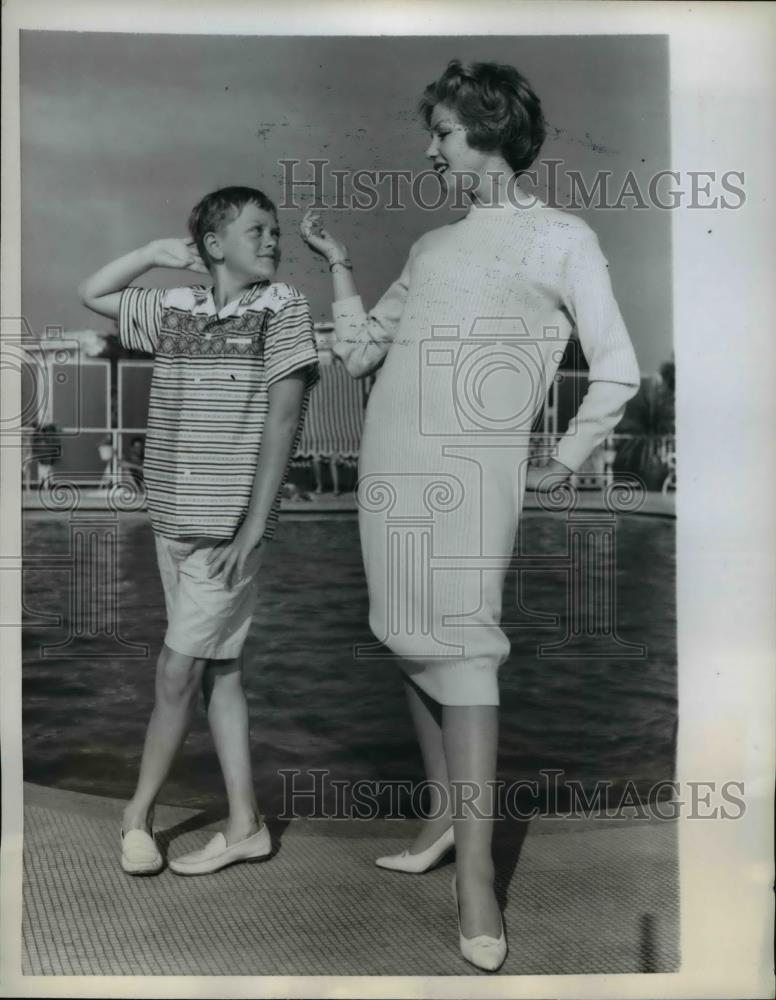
[659,357,675,395]
[616,359,675,489]
[93,326,148,429]
[617,361,676,489]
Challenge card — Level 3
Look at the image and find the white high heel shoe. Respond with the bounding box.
[375,825,454,873]
[452,875,507,972]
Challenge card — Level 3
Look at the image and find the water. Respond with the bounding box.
[22,511,677,815]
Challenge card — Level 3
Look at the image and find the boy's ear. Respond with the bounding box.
[203,231,223,263]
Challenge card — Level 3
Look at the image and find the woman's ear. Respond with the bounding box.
[203,231,222,264]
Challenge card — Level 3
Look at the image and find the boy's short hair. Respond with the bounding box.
[187,186,277,268]
[418,60,546,175]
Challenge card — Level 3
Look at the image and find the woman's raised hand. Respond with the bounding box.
[300,209,349,263]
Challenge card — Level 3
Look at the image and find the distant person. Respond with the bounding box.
[79,186,318,877]
[30,421,61,489]
[302,60,640,971]
[122,435,145,488]
[281,480,312,502]
[98,434,116,488]
[312,455,341,495]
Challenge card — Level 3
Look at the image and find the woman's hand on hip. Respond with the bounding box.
[525,459,573,492]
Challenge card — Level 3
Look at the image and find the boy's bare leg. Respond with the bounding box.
[442,704,502,939]
[202,657,262,845]
[122,644,208,833]
[403,677,453,853]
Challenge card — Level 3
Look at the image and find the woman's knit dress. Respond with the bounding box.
[333,199,640,705]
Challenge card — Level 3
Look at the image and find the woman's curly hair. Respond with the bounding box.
[419,60,546,174]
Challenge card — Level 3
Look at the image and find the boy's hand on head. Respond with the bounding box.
[299,209,349,263]
[207,524,264,589]
[146,238,208,273]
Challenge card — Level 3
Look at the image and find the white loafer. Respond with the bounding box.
[375,825,454,873]
[169,825,272,876]
[120,828,163,875]
[452,875,507,972]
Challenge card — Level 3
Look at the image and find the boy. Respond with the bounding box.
[79,186,319,875]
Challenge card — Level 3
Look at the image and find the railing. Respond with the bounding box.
[22,427,677,494]
[530,433,676,489]
[20,347,676,495]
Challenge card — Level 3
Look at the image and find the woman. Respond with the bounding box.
[301,59,640,971]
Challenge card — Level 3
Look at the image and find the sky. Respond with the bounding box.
[20,31,672,373]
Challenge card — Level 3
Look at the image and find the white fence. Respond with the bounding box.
[21,349,676,494]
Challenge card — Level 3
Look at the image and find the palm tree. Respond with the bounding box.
[616,363,675,489]
[93,325,149,429]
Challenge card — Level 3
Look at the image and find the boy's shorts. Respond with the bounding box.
[154,535,263,660]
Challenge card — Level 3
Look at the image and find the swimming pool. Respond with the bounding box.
[22,510,676,816]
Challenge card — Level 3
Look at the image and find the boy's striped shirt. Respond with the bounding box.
[118,281,319,540]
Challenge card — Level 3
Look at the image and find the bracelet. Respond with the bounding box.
[329,258,353,272]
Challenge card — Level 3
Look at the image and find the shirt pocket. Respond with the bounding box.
[223,333,264,357]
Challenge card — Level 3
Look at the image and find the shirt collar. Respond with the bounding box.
[192,281,271,320]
